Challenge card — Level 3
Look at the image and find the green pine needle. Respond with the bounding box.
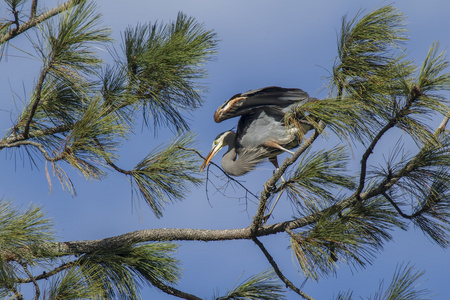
[371,263,431,300]
[40,1,111,79]
[290,197,406,280]
[285,146,355,210]
[122,12,218,132]
[77,242,181,299]
[131,133,202,217]
[0,199,54,263]
[329,5,410,143]
[62,96,128,180]
[218,269,286,300]
[44,262,104,300]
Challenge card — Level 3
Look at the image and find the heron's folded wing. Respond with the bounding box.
[214,86,310,123]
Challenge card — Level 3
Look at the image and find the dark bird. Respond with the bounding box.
[200,86,317,176]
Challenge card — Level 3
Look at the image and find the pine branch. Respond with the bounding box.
[127,134,202,217]
[372,263,431,300]
[76,243,181,299]
[43,261,104,299]
[121,12,218,132]
[0,140,65,162]
[0,0,86,44]
[284,146,355,209]
[356,88,420,196]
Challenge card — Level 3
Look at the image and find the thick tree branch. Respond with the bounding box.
[2,206,345,261]
[0,0,85,44]
[252,237,313,300]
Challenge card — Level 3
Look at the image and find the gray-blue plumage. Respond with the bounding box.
[201,86,317,176]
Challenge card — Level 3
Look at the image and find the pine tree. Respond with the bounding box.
[1,1,449,299]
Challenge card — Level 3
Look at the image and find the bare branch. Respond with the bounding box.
[252,237,313,300]
[382,192,413,220]
[0,140,64,162]
[16,262,74,283]
[18,262,40,299]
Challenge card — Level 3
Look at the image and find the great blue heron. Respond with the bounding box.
[200,86,317,176]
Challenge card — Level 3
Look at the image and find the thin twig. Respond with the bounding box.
[252,237,313,300]
[16,262,75,283]
[362,106,450,200]
[178,146,258,199]
[382,191,435,220]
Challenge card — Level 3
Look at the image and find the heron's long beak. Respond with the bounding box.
[199,142,223,172]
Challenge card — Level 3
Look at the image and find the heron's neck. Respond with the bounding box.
[222,146,245,176]
[221,133,258,176]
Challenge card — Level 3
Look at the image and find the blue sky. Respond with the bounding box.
[1,0,450,299]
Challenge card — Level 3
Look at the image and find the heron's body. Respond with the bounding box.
[200,86,316,176]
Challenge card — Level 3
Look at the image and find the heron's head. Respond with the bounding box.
[199,131,233,172]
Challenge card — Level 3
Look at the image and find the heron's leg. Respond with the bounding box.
[263,140,295,155]
[269,156,286,182]
[263,189,285,224]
